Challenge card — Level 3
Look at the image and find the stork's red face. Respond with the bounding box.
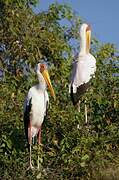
[39,63,56,100]
[86,25,91,53]
[40,63,46,73]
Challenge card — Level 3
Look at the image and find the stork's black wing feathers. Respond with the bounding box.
[43,100,49,123]
[45,101,49,117]
[70,82,89,106]
[23,98,32,143]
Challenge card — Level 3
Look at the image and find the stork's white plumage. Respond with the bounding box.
[69,23,96,123]
[24,63,55,169]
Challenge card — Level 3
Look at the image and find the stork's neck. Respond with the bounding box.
[79,29,91,56]
[37,82,46,90]
[79,33,87,56]
[37,75,46,90]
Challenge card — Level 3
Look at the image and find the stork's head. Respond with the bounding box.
[80,23,91,54]
[36,63,56,100]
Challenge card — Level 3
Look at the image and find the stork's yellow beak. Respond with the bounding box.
[42,69,56,100]
[86,30,91,53]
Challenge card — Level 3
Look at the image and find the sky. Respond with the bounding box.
[33,0,119,49]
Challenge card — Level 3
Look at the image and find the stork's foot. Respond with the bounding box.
[27,163,35,170]
[30,163,34,169]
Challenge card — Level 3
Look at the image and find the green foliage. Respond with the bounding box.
[0,1,119,179]
[0,0,38,8]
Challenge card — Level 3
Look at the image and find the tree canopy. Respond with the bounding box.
[0,1,119,179]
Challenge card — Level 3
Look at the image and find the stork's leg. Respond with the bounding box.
[29,143,34,169]
[85,100,88,124]
[37,127,41,169]
[28,121,34,170]
[76,100,81,129]
[77,100,81,112]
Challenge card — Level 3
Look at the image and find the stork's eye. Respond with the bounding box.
[40,64,45,72]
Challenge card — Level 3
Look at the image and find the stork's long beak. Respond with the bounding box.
[86,30,91,53]
[42,69,56,100]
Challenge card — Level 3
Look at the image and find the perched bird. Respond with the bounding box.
[24,63,55,169]
[69,23,96,123]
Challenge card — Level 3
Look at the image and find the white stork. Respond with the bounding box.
[69,23,96,123]
[24,63,55,169]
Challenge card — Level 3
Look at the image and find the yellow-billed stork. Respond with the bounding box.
[69,23,96,123]
[24,63,55,169]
